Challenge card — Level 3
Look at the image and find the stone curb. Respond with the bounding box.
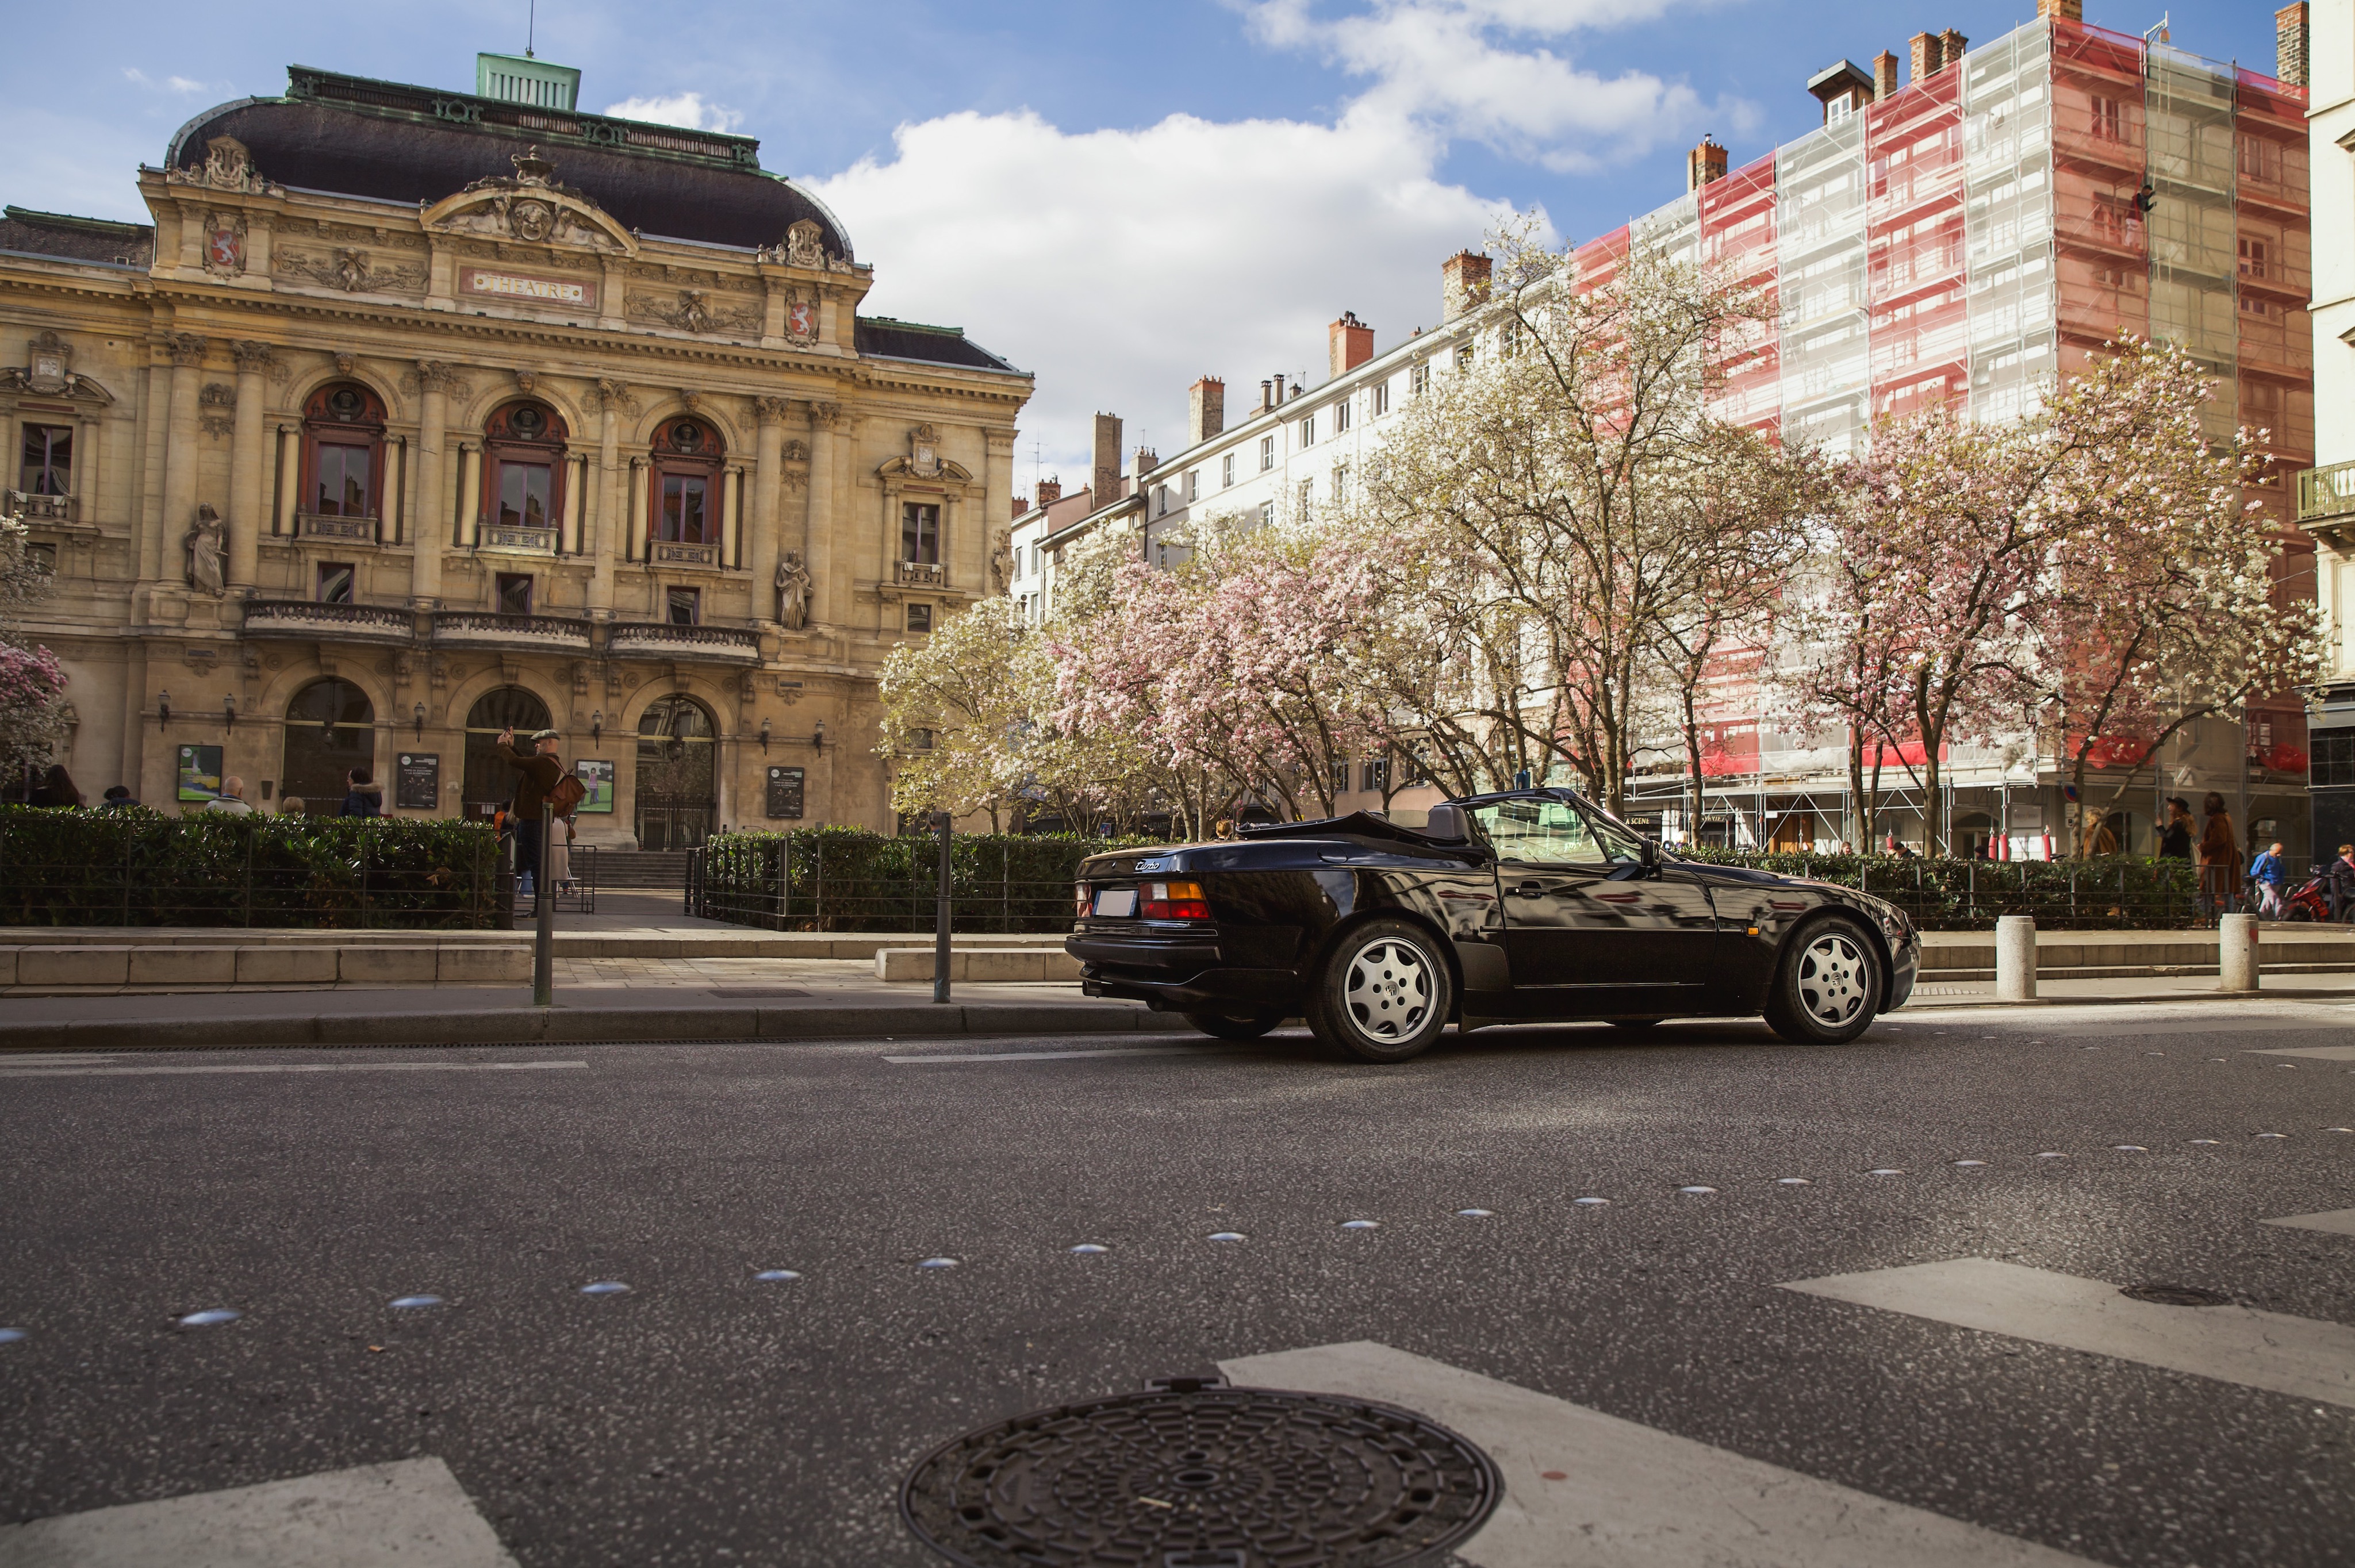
[0,1001,1161,1053]
[1897,985,2355,1010]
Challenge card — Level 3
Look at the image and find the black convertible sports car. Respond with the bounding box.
[1068,787,1918,1062]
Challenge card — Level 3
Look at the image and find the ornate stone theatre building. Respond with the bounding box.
[1,57,1027,844]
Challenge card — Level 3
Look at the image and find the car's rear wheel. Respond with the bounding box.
[1306,919,1453,1063]
[1182,1009,1286,1040]
[1763,916,1882,1044]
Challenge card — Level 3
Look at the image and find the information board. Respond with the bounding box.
[574,758,615,813]
[765,766,806,819]
[175,744,224,803]
[395,752,440,812]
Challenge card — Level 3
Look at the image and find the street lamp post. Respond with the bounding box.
[933,809,953,1005]
[533,801,555,1007]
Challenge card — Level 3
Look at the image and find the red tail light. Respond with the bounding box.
[1074,881,1092,917]
[1140,880,1211,921]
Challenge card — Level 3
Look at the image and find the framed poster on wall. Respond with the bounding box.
[395,753,440,811]
[765,766,805,819]
[574,758,615,813]
[176,744,224,802]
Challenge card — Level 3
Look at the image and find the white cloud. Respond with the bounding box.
[1238,0,1738,172]
[811,109,1536,485]
[121,68,210,94]
[603,93,744,133]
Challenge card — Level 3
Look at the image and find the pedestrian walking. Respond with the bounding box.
[2197,791,2239,916]
[496,726,565,900]
[338,766,383,818]
[2331,845,2355,921]
[549,812,576,894]
[2158,797,2194,859]
[204,776,254,814]
[2249,840,2289,918]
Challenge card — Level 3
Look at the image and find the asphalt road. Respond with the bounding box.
[1,1001,2350,1567]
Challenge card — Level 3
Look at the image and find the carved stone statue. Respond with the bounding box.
[784,220,826,270]
[776,551,814,630]
[989,527,1012,594]
[186,505,227,597]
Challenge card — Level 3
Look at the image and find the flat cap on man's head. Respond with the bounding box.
[530,729,561,742]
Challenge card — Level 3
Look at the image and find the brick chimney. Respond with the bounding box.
[1035,477,1061,507]
[1909,32,1942,81]
[2036,0,2083,20]
[1091,413,1121,509]
[2277,3,2309,86]
[1939,29,1968,67]
[1329,312,1375,378]
[1687,136,1728,191]
[1132,446,1157,489]
[1188,376,1225,444]
[1260,378,1275,413]
[1873,51,1900,99]
[1441,251,1491,322]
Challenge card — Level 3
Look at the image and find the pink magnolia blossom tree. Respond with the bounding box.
[0,511,68,779]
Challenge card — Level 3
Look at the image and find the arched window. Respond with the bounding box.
[649,417,723,544]
[301,382,388,521]
[281,677,375,812]
[461,685,554,815]
[482,400,569,535]
[635,694,716,850]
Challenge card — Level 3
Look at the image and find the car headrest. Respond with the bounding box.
[1422,803,1472,843]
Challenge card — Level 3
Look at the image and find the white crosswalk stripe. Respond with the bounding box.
[1781,1258,2355,1409]
[0,1458,515,1567]
[2262,1209,2355,1237]
[1218,1340,2096,1567]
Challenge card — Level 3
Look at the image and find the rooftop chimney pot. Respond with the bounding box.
[1687,136,1729,191]
[1441,250,1492,322]
[1873,51,1900,99]
[1909,31,1942,81]
[2036,0,2084,20]
[1329,312,1376,378]
[1035,477,1061,507]
[1091,413,1121,512]
[1189,376,1226,445]
[2276,3,2309,86]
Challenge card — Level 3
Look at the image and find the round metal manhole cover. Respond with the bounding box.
[2120,1282,2233,1308]
[900,1382,1502,1567]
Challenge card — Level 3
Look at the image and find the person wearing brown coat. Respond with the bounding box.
[2197,791,2239,916]
[497,727,565,897]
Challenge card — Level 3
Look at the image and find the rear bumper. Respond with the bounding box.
[1066,925,1301,1014]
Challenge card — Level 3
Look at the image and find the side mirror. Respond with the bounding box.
[1423,803,1471,844]
[1640,837,1660,873]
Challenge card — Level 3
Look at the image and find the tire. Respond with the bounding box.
[1182,1009,1286,1040]
[1763,915,1883,1045]
[1609,1018,1665,1031]
[1305,918,1454,1064]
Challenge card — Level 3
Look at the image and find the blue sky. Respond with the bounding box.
[11,1,2283,486]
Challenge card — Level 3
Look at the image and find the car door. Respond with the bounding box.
[1472,794,1720,1007]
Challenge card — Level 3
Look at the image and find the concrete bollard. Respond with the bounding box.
[1995,916,2038,1002]
[2218,912,2260,993]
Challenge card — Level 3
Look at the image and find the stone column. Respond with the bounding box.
[454,443,481,549]
[588,380,623,617]
[137,358,172,583]
[804,402,841,630]
[227,340,274,595]
[159,333,209,586]
[748,398,787,620]
[409,361,452,606]
[719,463,742,570]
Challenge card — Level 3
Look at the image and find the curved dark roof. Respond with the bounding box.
[854,317,1022,374]
[168,67,852,258]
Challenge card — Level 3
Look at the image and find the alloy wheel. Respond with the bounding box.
[1345,938,1431,1041]
[1796,931,1868,1025]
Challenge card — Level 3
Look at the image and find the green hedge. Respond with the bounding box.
[692,826,1150,932]
[1673,849,2206,930]
[0,806,503,928]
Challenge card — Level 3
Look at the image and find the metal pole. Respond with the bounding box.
[933,809,953,1004]
[533,802,554,1008]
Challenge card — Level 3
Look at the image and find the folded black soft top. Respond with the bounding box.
[1237,810,1451,848]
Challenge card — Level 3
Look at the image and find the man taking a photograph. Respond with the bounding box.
[497,726,565,900]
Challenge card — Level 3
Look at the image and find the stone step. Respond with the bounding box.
[875,947,1084,983]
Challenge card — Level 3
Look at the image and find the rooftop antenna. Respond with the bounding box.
[527,0,537,57]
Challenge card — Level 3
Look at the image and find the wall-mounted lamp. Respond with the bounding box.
[223,693,237,729]
[811,718,826,750]
[758,717,772,754]
[413,700,427,741]
[158,690,172,729]
[590,709,603,747]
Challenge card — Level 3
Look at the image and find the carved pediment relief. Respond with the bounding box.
[164,136,284,197]
[277,247,425,295]
[420,148,636,256]
[0,331,114,404]
[877,425,971,485]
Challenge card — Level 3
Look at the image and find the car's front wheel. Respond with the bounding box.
[1306,919,1453,1063]
[1182,1010,1287,1040]
[1763,916,1883,1044]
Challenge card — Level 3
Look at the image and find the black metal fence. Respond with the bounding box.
[689,828,1138,933]
[1682,851,2213,931]
[0,807,504,928]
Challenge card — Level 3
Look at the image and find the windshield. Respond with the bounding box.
[1470,793,1645,868]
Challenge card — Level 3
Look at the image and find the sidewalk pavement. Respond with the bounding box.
[3,962,2346,1053]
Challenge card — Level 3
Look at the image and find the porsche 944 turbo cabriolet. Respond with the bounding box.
[1067,787,1918,1062]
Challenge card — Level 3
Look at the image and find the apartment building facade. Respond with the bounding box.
[2298,0,2355,857]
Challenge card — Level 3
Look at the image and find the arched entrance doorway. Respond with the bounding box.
[635,695,715,850]
[463,686,554,820]
[281,678,375,812]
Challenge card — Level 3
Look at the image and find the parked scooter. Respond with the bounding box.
[2280,867,2353,923]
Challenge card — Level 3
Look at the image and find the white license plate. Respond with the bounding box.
[1093,887,1138,917]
